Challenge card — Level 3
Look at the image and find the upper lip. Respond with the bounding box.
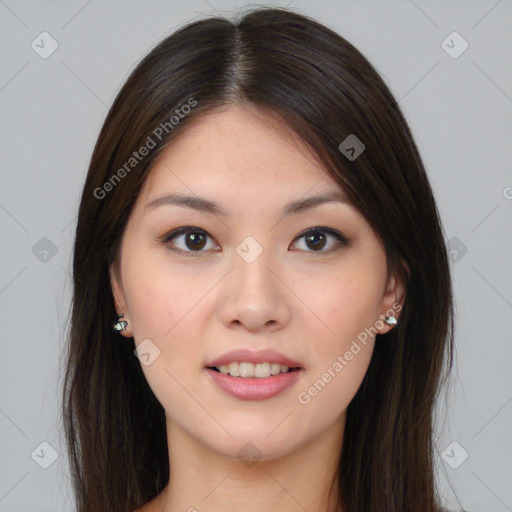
[205,348,304,369]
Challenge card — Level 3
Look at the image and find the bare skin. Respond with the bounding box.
[111,103,406,512]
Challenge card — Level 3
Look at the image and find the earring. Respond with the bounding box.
[384,316,397,326]
[112,313,128,333]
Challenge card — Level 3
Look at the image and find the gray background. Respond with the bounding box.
[0,0,511,511]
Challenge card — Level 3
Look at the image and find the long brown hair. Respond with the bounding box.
[61,6,454,511]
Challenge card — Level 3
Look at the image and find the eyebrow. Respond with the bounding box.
[144,190,350,217]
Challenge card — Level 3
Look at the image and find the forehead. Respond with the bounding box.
[141,104,343,199]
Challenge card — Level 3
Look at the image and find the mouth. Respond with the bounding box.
[203,349,305,399]
[204,363,304,400]
[206,363,303,378]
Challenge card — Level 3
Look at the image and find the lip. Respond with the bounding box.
[204,367,303,400]
[205,348,304,369]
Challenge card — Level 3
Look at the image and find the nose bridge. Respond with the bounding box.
[232,235,277,298]
[218,234,290,331]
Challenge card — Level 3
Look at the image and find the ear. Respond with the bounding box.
[109,263,132,338]
[376,260,408,335]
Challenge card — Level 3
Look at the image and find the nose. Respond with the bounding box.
[218,249,291,334]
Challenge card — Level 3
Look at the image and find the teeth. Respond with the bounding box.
[228,362,240,377]
[271,363,282,375]
[216,362,294,378]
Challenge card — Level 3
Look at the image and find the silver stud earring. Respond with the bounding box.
[384,316,397,326]
[112,313,128,332]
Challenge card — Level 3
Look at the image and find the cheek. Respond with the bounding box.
[303,266,384,355]
[126,279,174,338]
[121,260,207,425]
[121,251,208,385]
[122,248,195,339]
[296,276,378,419]
[296,339,374,435]
[294,261,383,416]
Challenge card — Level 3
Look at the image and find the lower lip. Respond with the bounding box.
[204,368,303,400]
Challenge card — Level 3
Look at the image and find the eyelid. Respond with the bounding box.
[292,226,349,247]
[160,226,219,257]
[160,225,349,257]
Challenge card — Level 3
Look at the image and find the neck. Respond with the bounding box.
[152,413,346,512]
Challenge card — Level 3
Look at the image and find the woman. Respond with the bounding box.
[62,6,454,512]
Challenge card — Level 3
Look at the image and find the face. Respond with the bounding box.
[110,103,405,461]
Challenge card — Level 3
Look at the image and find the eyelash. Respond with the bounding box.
[160,226,349,258]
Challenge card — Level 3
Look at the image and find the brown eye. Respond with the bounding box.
[291,227,348,254]
[304,231,327,250]
[162,227,218,257]
[161,225,348,258]
[183,231,207,250]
